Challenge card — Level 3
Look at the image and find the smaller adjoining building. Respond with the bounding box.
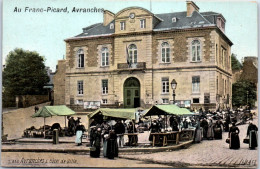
[53,60,66,105]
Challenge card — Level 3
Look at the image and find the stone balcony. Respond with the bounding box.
[117,62,146,70]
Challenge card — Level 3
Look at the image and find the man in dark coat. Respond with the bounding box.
[114,120,125,147]
[247,121,258,149]
[171,118,179,132]
[182,118,189,130]
[224,113,231,132]
[149,120,160,141]
[127,121,138,146]
[68,117,76,136]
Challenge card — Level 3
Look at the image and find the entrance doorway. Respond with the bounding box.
[123,77,140,108]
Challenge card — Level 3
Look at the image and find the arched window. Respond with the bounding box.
[161,42,170,63]
[191,40,201,62]
[77,49,84,68]
[101,47,109,66]
[128,44,137,64]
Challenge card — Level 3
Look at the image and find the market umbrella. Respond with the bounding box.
[143,105,193,116]
[32,105,76,138]
[88,108,136,120]
[143,105,194,129]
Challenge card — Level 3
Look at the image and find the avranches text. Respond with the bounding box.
[13,7,104,13]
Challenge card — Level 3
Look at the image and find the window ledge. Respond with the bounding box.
[161,93,169,95]
[191,93,200,95]
[190,61,202,63]
[100,66,109,68]
[77,94,84,97]
[76,67,85,69]
[102,94,108,96]
[159,62,171,65]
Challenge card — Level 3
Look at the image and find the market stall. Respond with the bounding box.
[31,105,76,138]
[144,104,194,146]
[88,108,138,146]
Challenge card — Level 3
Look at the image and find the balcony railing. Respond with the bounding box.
[117,62,146,70]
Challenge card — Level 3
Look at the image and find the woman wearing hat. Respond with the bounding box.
[228,122,240,149]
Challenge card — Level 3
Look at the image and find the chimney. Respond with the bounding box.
[103,10,115,26]
[186,1,199,17]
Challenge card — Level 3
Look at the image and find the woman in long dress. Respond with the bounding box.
[207,119,214,140]
[106,130,118,159]
[75,122,85,146]
[101,122,111,157]
[229,122,240,149]
[247,122,258,149]
[214,120,223,139]
[90,127,102,158]
[194,120,202,143]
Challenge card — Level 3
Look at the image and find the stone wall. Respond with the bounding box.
[16,95,49,108]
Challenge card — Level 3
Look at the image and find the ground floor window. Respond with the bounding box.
[193,98,199,103]
[102,99,108,104]
[204,93,210,104]
[162,98,169,104]
[192,76,200,93]
[102,79,108,94]
[77,81,83,95]
[162,77,169,93]
[76,99,84,105]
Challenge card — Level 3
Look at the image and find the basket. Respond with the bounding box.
[225,138,230,144]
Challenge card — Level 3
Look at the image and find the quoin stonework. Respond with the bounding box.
[53,1,233,111]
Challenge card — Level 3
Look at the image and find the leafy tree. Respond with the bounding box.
[232,80,257,108]
[3,48,49,107]
[231,53,242,71]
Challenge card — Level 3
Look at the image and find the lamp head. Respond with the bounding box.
[171,79,177,90]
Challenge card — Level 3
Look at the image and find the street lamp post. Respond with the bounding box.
[171,79,177,104]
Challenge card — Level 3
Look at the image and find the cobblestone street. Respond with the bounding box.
[120,116,258,168]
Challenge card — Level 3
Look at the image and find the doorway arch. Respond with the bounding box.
[123,77,140,108]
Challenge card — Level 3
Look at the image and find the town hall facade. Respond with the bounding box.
[53,1,233,110]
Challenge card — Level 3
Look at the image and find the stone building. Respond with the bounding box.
[54,1,233,110]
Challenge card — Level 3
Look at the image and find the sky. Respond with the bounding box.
[2,0,258,71]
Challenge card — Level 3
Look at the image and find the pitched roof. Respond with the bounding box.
[153,11,213,31]
[75,21,115,38]
[201,11,226,23]
[68,10,224,39]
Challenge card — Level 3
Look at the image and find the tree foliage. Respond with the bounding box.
[231,53,242,71]
[3,48,49,105]
[232,80,257,108]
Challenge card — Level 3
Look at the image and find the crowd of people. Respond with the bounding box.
[68,106,257,160]
[88,119,138,159]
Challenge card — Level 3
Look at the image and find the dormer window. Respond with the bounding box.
[120,21,125,30]
[172,17,177,23]
[110,23,114,29]
[140,19,146,28]
[217,17,225,32]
